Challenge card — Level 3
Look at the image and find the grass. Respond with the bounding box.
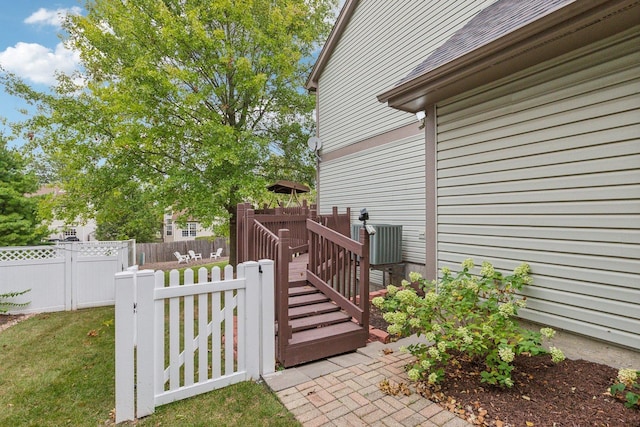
[0,307,300,427]
[163,261,228,284]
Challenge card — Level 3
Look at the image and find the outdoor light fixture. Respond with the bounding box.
[359,208,376,235]
[416,110,426,129]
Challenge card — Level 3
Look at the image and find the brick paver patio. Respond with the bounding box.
[264,336,472,427]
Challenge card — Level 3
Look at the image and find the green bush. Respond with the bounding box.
[373,259,564,388]
[0,289,30,313]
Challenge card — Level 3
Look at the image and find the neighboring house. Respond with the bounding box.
[162,211,215,242]
[33,185,97,242]
[306,0,639,349]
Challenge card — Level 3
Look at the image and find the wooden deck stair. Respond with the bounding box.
[237,204,370,367]
[279,284,367,367]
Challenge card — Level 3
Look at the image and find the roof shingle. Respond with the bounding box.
[397,0,576,86]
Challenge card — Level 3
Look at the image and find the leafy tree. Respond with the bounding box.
[94,182,163,243]
[0,138,47,246]
[2,0,334,264]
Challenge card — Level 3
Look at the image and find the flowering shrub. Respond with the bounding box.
[373,259,564,388]
[610,368,639,408]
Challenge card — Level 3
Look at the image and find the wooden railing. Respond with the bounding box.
[250,220,280,262]
[306,219,370,330]
[237,203,312,263]
[237,202,369,365]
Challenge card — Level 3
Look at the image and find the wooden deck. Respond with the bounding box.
[237,204,370,367]
[288,253,308,283]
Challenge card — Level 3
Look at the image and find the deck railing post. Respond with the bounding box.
[358,227,370,331]
[246,208,256,261]
[276,229,291,363]
[236,203,247,263]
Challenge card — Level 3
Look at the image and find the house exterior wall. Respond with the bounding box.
[316,0,497,277]
[163,213,215,243]
[434,28,640,349]
[47,218,97,242]
[318,0,496,153]
[319,133,425,265]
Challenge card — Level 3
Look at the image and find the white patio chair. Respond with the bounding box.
[174,251,190,264]
[210,247,223,260]
[188,250,202,261]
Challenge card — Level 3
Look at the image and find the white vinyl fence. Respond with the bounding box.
[0,241,133,313]
[115,260,275,423]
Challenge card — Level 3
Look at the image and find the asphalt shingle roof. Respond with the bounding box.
[397,0,576,86]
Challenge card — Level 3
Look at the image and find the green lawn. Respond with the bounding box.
[0,307,299,426]
[163,261,228,284]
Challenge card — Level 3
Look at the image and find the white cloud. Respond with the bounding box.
[0,42,81,85]
[24,7,82,28]
[0,7,84,85]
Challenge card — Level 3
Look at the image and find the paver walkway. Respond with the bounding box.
[263,335,472,427]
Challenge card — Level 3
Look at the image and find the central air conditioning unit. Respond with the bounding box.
[351,224,402,265]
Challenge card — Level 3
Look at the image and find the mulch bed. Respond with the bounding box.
[369,303,390,331]
[369,298,639,426]
[0,313,31,333]
[413,352,640,426]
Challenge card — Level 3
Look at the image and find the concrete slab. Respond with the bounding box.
[358,341,387,358]
[520,320,640,369]
[385,334,425,352]
[328,351,375,367]
[297,359,342,379]
[263,368,311,391]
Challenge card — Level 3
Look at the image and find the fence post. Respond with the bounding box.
[258,259,275,375]
[243,261,260,379]
[62,243,73,311]
[115,271,135,423]
[135,270,156,418]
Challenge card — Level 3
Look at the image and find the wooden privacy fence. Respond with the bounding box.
[136,239,228,264]
[114,261,275,423]
[237,203,311,263]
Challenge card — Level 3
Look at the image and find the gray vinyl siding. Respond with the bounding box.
[318,134,426,264]
[435,29,640,349]
[318,0,496,153]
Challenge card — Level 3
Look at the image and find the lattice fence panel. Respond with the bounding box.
[78,244,123,257]
[0,247,61,262]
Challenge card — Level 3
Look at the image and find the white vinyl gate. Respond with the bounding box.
[114,260,275,423]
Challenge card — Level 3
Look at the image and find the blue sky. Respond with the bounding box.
[0,1,82,147]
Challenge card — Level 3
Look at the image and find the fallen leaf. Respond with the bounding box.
[526,422,534,427]
[87,329,98,337]
[495,420,504,427]
[522,395,531,401]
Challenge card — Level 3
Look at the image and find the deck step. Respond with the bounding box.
[288,285,319,297]
[289,292,329,307]
[289,321,364,346]
[290,311,351,332]
[288,301,340,319]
